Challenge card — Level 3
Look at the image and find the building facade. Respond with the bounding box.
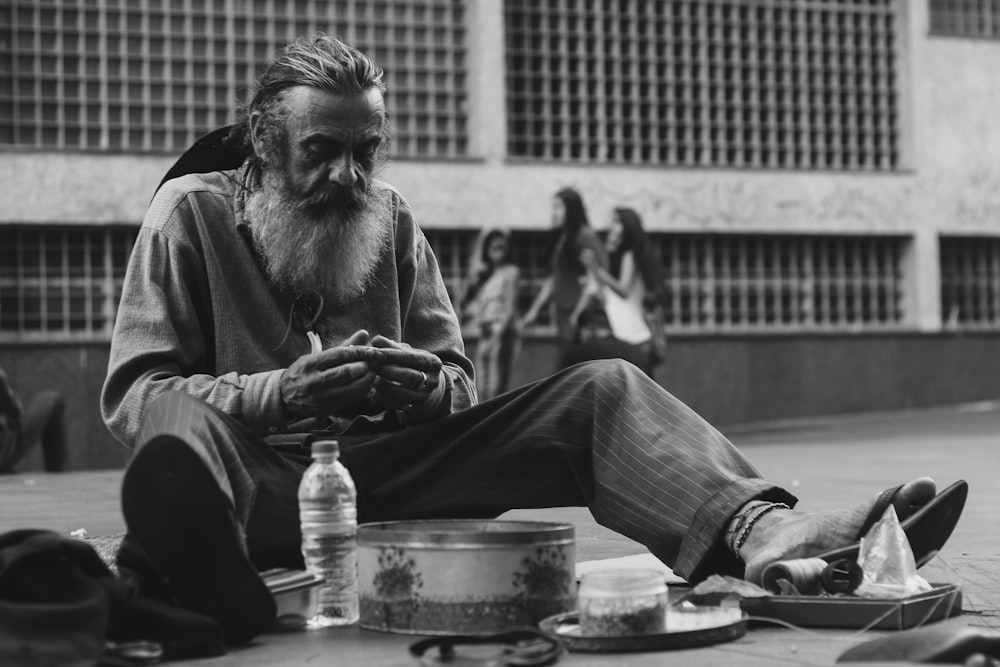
[2,0,999,469]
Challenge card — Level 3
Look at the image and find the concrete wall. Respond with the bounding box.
[5,332,999,471]
[502,333,1000,426]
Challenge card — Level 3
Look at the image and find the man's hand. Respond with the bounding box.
[369,335,447,422]
[280,329,378,419]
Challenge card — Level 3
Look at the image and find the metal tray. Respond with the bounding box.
[741,582,963,630]
[539,608,747,653]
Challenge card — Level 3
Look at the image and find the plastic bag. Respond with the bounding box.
[854,505,932,599]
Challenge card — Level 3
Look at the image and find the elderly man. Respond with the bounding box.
[102,34,964,646]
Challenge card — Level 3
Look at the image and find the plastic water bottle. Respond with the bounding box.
[298,438,359,627]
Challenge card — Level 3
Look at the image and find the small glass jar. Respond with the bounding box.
[578,570,668,637]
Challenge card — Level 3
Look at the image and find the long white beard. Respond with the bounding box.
[245,169,393,304]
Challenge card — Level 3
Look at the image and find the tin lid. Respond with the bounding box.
[358,519,575,548]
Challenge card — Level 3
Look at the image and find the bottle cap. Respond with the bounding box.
[312,439,339,456]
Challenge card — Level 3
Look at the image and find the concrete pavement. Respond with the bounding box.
[2,401,998,665]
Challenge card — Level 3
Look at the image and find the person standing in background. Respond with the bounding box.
[460,229,522,400]
[0,365,67,473]
[522,187,608,363]
[569,207,664,375]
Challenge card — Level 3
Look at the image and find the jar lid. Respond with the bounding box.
[312,439,339,455]
[578,570,667,598]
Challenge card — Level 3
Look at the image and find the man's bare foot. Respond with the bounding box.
[741,477,937,584]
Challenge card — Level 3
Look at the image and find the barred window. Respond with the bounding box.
[423,228,478,305]
[504,0,901,170]
[940,236,1000,328]
[652,234,905,332]
[929,0,1000,38]
[0,0,468,157]
[0,226,137,342]
[509,230,558,319]
[424,229,552,326]
[424,229,906,335]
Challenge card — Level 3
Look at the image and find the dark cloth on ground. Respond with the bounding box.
[0,529,225,666]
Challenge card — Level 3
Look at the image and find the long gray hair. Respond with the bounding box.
[229,33,389,162]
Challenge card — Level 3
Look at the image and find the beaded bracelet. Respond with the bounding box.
[733,502,791,559]
[725,500,771,555]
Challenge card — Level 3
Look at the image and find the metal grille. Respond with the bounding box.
[0,0,469,157]
[423,228,477,305]
[652,234,905,332]
[929,0,1000,38]
[504,0,901,170]
[429,229,906,334]
[0,225,908,342]
[0,225,137,341]
[509,229,557,320]
[940,236,1000,328]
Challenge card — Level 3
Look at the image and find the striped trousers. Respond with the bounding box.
[133,359,796,582]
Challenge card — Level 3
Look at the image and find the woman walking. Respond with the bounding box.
[522,188,608,363]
